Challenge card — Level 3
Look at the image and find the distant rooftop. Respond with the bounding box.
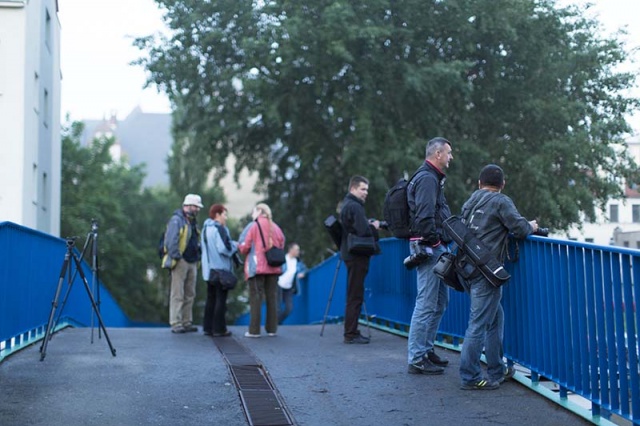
[81,107,172,188]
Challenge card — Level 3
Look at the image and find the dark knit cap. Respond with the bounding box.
[479,164,504,187]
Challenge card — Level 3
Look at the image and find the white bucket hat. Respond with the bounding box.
[182,194,204,208]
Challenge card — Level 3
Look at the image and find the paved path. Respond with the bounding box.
[0,325,591,426]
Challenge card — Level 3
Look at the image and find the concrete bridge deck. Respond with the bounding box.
[0,325,591,426]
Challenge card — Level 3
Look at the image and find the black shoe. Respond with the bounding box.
[497,366,516,384]
[344,335,370,344]
[460,379,500,390]
[427,350,449,366]
[212,330,232,337]
[203,330,213,336]
[408,358,444,375]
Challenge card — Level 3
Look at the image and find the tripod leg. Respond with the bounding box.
[361,300,371,339]
[320,258,342,337]
[52,235,92,331]
[73,254,116,357]
[40,252,71,361]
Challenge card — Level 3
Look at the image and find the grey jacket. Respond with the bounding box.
[461,189,533,262]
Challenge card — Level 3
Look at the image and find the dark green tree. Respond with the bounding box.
[61,121,173,322]
[135,0,639,263]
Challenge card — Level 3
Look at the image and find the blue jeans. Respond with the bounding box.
[459,275,505,384]
[407,244,449,364]
[278,287,294,324]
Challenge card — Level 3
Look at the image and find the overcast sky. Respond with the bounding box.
[58,0,639,127]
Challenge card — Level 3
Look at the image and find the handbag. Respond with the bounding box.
[346,233,378,255]
[433,252,464,292]
[255,220,286,267]
[209,268,238,290]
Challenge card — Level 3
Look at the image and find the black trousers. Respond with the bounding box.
[203,281,229,334]
[344,255,370,338]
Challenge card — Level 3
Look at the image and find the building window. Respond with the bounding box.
[636,241,640,249]
[623,241,630,248]
[585,238,594,243]
[633,205,640,223]
[610,204,619,223]
[45,9,52,52]
[43,89,49,128]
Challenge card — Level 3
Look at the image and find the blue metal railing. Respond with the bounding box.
[3,220,638,424]
[284,237,638,425]
[0,222,130,359]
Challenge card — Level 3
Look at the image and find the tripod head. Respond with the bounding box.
[90,219,99,233]
[65,236,79,248]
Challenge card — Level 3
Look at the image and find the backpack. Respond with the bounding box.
[383,170,424,239]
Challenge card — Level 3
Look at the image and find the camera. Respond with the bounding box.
[533,227,549,237]
[403,241,434,269]
[368,218,389,230]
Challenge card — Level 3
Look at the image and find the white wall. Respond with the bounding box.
[0,1,61,236]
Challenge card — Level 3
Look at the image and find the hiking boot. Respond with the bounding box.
[460,379,500,390]
[184,324,198,333]
[427,350,449,366]
[497,366,516,384]
[408,358,444,375]
[344,334,370,344]
[171,325,186,334]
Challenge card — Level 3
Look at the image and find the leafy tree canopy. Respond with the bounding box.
[135,0,639,263]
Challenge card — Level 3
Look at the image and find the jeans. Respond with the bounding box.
[278,287,294,324]
[203,280,229,334]
[344,255,369,338]
[169,259,197,327]
[407,244,448,364]
[248,274,279,335]
[459,275,505,384]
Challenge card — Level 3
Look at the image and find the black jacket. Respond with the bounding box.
[340,193,377,261]
[407,161,452,245]
[461,189,533,262]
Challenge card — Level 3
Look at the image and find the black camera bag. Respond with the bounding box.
[433,252,464,292]
[443,216,510,287]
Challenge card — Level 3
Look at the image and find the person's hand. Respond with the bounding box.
[369,219,380,229]
[529,220,539,233]
[297,272,306,279]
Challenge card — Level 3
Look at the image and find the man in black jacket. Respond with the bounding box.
[340,175,380,344]
[458,164,537,390]
[406,137,453,374]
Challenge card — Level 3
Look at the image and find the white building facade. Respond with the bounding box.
[559,135,640,248]
[0,0,61,236]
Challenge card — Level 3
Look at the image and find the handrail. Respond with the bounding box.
[293,236,638,425]
[0,222,130,360]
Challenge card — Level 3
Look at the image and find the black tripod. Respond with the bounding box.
[52,220,102,342]
[39,237,116,361]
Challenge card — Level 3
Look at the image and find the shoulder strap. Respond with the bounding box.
[255,220,269,249]
[202,223,213,266]
[463,191,499,223]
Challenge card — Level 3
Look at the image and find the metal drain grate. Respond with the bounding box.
[213,336,294,426]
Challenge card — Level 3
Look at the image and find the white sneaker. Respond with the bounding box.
[267,333,277,337]
[244,331,260,338]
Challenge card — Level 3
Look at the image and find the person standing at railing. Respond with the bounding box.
[340,175,380,344]
[406,137,454,375]
[277,242,307,325]
[457,164,537,390]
